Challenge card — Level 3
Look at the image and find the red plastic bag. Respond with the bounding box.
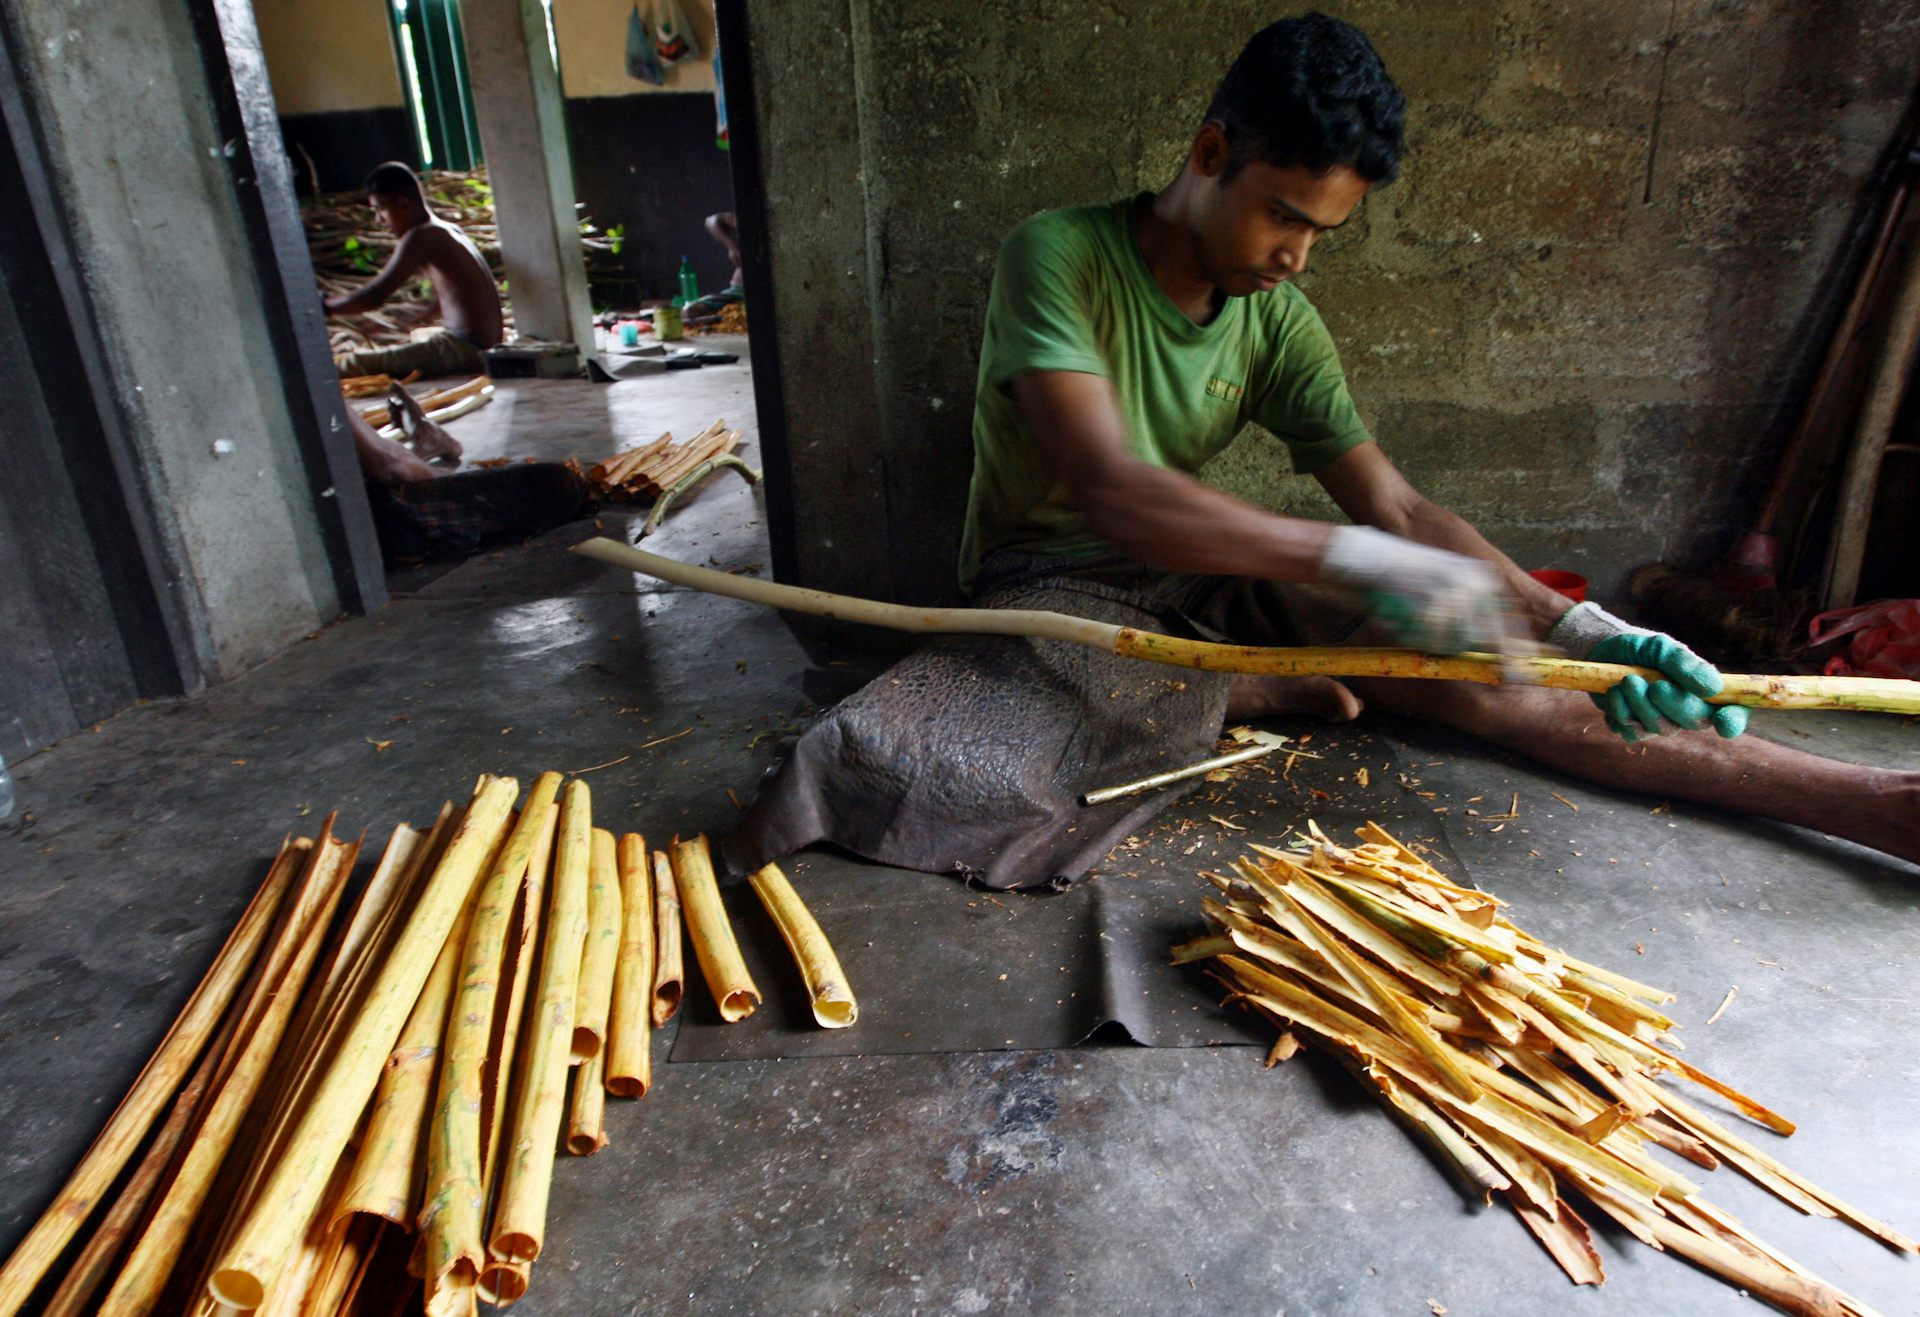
[1807,599,1920,679]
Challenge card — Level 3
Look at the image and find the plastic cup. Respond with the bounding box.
[1528,569,1588,603]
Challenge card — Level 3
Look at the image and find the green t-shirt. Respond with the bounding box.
[959,193,1373,589]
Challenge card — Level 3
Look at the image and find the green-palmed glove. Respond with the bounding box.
[1547,602,1748,743]
[1319,525,1523,655]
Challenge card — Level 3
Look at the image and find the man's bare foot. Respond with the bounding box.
[1225,674,1364,722]
[390,386,462,465]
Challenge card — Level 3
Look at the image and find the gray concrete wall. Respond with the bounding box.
[751,1,1920,604]
[6,0,341,680]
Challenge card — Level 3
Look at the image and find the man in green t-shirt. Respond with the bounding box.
[964,13,1917,865]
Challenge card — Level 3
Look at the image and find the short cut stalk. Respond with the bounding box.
[671,835,760,1022]
[650,849,684,1026]
[746,862,857,1028]
[566,1051,610,1155]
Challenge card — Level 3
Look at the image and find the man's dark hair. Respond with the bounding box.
[364,161,425,200]
[1205,13,1406,185]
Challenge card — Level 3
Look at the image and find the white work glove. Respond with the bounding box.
[1547,602,1747,742]
[1320,525,1523,655]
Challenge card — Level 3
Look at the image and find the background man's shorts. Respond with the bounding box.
[336,328,486,380]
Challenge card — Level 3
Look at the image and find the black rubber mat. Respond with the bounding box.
[670,722,1461,1060]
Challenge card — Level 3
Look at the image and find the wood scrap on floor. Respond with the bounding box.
[1175,819,1912,1316]
[0,774,856,1316]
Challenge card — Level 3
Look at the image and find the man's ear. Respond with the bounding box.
[1190,122,1231,180]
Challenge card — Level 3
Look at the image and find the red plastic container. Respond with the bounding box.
[1528,569,1588,603]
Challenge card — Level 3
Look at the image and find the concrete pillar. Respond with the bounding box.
[458,0,594,352]
[2,0,345,680]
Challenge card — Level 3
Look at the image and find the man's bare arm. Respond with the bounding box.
[324,229,432,317]
[347,407,435,484]
[1013,369,1334,580]
[1313,442,1573,635]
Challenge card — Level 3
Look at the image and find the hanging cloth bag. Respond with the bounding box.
[627,2,665,85]
[653,0,702,67]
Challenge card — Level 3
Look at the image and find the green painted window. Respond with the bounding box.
[386,0,482,170]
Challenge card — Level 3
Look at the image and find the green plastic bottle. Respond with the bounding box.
[676,255,699,307]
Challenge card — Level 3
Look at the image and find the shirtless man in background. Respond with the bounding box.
[326,162,504,381]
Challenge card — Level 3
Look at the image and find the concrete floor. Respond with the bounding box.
[2,345,1917,1315]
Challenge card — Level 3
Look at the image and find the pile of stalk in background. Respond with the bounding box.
[0,771,853,1316]
[1177,822,1914,1317]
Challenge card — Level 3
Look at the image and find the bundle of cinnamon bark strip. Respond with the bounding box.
[1177,821,1913,1317]
[585,419,740,503]
[0,775,852,1317]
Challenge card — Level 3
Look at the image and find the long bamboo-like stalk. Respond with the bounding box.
[572,828,624,1061]
[650,849,684,1025]
[460,805,558,1315]
[298,1216,381,1317]
[606,833,655,1097]
[255,1149,357,1317]
[421,773,561,1316]
[0,835,305,1317]
[162,817,447,1316]
[489,780,593,1266]
[39,990,246,1317]
[101,830,360,1316]
[277,808,456,1133]
[746,862,857,1028]
[337,848,492,1229]
[566,1051,610,1155]
[208,775,518,1312]
[483,805,557,1186]
[572,537,1920,714]
[292,822,427,1054]
[54,820,327,1316]
[672,835,760,1022]
[193,807,458,1304]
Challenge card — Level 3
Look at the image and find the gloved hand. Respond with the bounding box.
[1320,525,1524,655]
[1547,602,1748,743]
